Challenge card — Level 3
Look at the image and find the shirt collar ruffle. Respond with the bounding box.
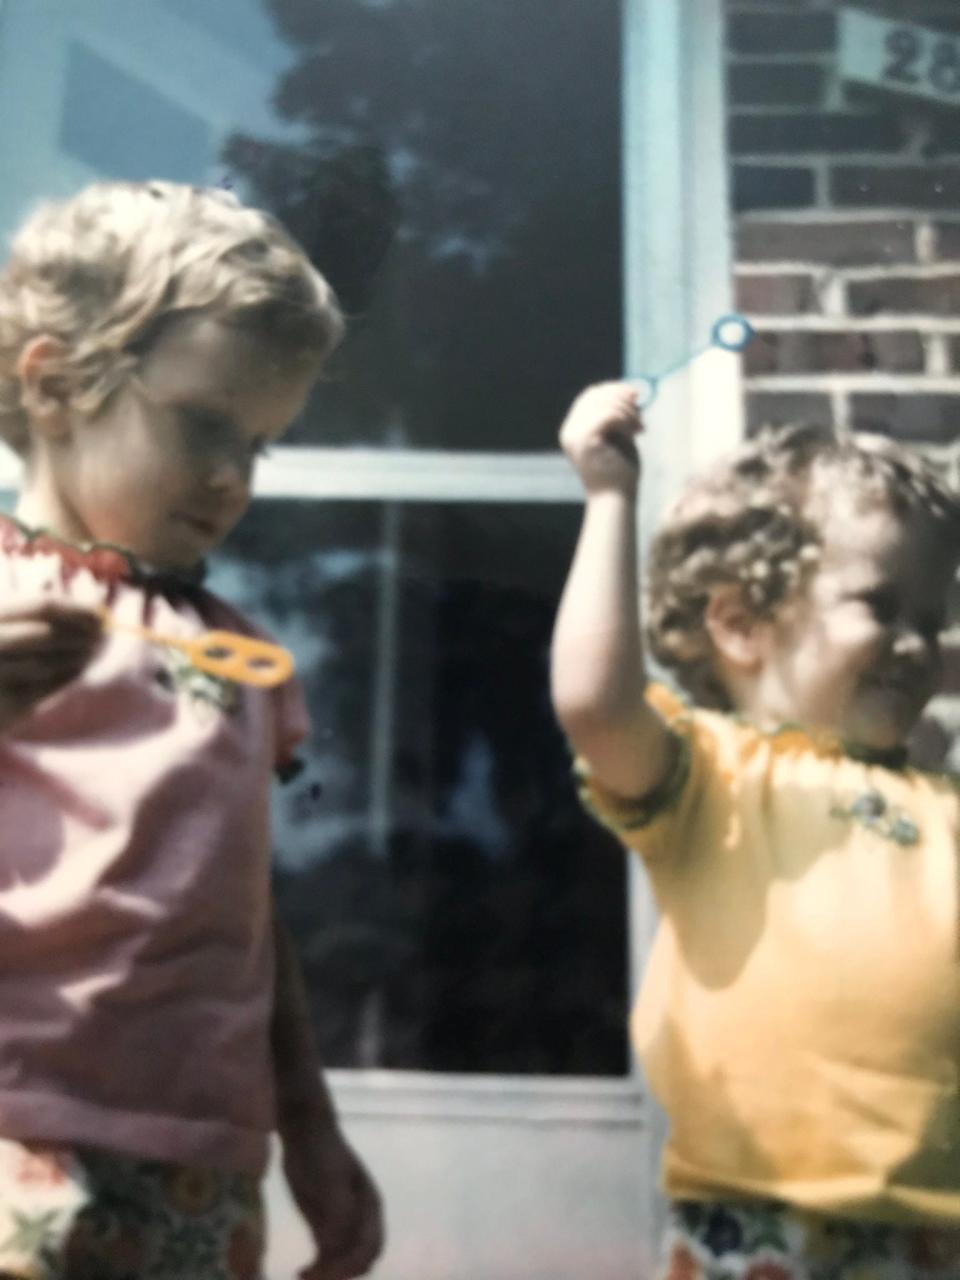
[0,513,207,592]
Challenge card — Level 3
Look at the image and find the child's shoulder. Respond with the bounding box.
[647,680,912,776]
[192,585,263,637]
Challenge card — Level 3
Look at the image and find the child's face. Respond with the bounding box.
[30,315,318,569]
[756,500,955,750]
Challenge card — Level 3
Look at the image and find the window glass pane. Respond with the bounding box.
[249,0,625,450]
[211,500,629,1074]
[0,0,622,451]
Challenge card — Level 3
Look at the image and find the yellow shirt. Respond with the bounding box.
[578,685,960,1225]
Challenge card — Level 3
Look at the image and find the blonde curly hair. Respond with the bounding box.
[0,180,344,454]
[647,422,960,709]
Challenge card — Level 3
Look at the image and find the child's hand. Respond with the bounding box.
[281,1118,384,1280]
[0,602,102,732]
[559,381,644,497]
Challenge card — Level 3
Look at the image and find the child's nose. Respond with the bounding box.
[892,624,930,659]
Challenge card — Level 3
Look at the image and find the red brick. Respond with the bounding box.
[727,12,836,55]
[730,112,903,155]
[744,330,925,375]
[727,61,824,108]
[848,275,960,315]
[736,219,915,265]
[928,117,960,158]
[745,391,833,434]
[933,222,960,260]
[849,394,960,443]
[733,166,816,212]
[832,166,960,210]
[736,273,818,313]
[938,641,960,699]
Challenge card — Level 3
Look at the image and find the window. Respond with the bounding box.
[213,499,628,1073]
[0,0,627,1075]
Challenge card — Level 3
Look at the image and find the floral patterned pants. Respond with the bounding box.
[0,1138,264,1280]
[658,1198,960,1280]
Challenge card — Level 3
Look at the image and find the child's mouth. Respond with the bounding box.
[865,674,927,706]
[179,513,218,538]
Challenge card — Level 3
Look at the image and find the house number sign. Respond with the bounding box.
[839,8,960,106]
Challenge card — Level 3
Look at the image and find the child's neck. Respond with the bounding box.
[727,691,910,765]
[16,475,88,548]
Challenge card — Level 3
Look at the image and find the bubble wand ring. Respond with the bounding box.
[632,313,755,410]
[96,608,295,687]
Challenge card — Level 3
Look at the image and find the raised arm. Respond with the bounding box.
[551,382,674,798]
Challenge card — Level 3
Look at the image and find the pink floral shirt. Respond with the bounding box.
[0,517,308,1173]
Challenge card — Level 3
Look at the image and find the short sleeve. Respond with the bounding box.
[195,590,311,778]
[271,674,310,778]
[573,683,733,863]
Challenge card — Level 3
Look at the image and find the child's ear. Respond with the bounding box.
[704,584,771,672]
[16,336,73,439]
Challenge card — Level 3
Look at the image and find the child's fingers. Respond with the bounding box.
[299,1163,384,1280]
[0,605,102,654]
[559,382,643,450]
[0,648,94,681]
[0,673,84,725]
[0,623,97,655]
[0,601,102,628]
[600,426,641,466]
[582,380,645,425]
[0,650,93,700]
[0,606,102,722]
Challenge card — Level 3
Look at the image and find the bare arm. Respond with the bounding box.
[551,382,674,798]
[272,906,384,1280]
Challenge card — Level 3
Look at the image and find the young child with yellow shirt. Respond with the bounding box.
[551,381,960,1280]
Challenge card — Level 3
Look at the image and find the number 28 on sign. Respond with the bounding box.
[839,8,960,105]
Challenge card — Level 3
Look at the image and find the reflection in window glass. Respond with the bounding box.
[224,0,623,450]
[0,0,621,451]
[213,501,629,1075]
[61,42,214,181]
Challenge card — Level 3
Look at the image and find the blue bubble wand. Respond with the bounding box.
[632,313,755,409]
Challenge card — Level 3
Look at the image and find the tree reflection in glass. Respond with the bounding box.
[214,501,629,1074]
[224,0,622,449]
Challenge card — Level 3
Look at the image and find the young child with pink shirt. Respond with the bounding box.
[551,382,960,1279]
[0,181,383,1280]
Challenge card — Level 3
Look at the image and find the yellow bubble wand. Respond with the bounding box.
[97,608,294,688]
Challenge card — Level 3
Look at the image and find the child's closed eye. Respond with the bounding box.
[178,409,270,464]
[858,589,944,641]
[179,407,232,447]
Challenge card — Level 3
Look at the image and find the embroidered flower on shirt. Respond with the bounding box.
[158,647,239,715]
[830,788,919,846]
[0,1208,67,1263]
[703,1207,745,1256]
[167,1166,222,1216]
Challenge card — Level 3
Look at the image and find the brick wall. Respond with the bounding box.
[724,0,960,764]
